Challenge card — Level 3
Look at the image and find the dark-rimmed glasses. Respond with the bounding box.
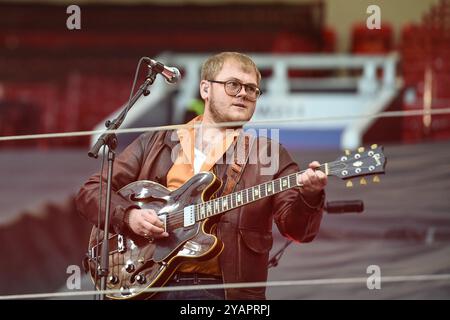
[207,79,262,101]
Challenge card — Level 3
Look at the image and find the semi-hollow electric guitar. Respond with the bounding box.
[84,144,386,299]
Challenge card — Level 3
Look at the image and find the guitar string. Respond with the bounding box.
[164,165,336,226]
[162,163,333,227]
[161,159,381,227]
[162,166,316,226]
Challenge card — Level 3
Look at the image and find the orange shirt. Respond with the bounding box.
[166,115,240,275]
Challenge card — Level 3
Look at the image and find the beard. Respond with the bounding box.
[209,96,253,128]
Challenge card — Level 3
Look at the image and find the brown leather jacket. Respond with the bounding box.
[75,130,324,300]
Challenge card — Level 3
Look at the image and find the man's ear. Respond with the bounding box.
[200,81,209,99]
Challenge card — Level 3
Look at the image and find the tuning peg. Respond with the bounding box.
[358,147,365,153]
[373,175,380,183]
[346,180,353,188]
[345,149,351,155]
[371,144,378,150]
[360,177,367,185]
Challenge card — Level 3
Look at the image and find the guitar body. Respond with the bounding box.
[86,172,223,300]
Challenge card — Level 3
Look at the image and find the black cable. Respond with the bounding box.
[120,57,149,125]
[268,240,293,268]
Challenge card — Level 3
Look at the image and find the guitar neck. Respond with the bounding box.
[181,145,385,228]
[193,162,332,222]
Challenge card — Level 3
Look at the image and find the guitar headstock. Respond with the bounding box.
[328,144,386,186]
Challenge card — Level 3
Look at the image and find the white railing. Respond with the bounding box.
[92,53,401,149]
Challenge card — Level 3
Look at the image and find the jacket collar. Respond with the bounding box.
[163,129,178,150]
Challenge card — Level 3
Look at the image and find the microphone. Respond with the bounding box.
[325,200,364,214]
[144,58,181,84]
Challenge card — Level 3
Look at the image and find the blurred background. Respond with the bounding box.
[0,0,449,299]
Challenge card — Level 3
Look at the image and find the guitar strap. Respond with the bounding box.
[221,131,255,196]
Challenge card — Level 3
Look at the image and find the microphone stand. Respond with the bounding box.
[88,64,158,300]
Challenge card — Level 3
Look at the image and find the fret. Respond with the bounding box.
[230,194,235,208]
[248,188,253,202]
[206,203,212,216]
[223,196,228,210]
[200,204,205,219]
[253,185,260,199]
[267,181,273,194]
[237,191,242,205]
[261,183,267,198]
[243,189,248,204]
[281,177,288,190]
[292,174,299,187]
[274,179,280,193]
[214,199,220,214]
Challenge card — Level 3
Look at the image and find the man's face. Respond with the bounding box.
[201,59,258,123]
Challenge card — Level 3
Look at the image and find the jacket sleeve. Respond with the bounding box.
[75,132,154,234]
[272,145,324,243]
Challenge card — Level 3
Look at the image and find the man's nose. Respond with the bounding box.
[235,85,248,98]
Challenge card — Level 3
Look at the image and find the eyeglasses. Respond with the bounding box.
[207,79,262,101]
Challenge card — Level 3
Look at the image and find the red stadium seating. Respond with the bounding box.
[351,23,393,54]
[401,0,450,143]
[0,3,327,148]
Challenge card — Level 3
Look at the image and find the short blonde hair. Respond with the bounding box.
[201,52,261,85]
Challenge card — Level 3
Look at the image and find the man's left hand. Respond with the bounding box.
[297,161,327,198]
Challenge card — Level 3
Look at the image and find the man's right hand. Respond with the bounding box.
[127,208,169,238]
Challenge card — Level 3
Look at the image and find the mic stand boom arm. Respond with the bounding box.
[88,65,158,300]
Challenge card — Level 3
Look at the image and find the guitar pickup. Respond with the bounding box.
[183,205,196,227]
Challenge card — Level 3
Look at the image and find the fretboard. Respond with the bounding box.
[193,163,330,222]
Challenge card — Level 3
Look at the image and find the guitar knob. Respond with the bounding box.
[108,275,119,285]
[125,263,135,273]
[135,274,147,284]
[120,286,131,296]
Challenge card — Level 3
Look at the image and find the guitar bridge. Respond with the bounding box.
[183,205,196,227]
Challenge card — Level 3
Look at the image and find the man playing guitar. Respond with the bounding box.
[76,52,327,300]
